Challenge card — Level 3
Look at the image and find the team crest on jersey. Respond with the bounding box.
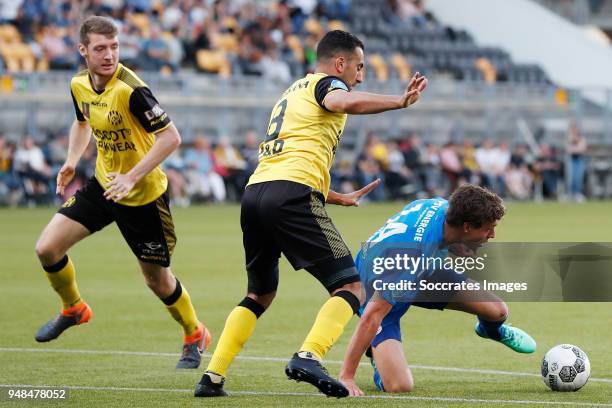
[62,196,76,208]
[81,102,90,119]
[107,110,123,126]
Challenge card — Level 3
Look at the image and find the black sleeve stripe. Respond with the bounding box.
[129,86,171,133]
[117,67,142,90]
[71,90,86,122]
[314,76,350,110]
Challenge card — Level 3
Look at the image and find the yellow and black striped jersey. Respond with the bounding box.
[70,63,171,206]
[247,73,350,198]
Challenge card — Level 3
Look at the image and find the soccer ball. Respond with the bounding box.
[541,344,590,391]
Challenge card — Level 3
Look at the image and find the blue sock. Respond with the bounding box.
[477,316,505,340]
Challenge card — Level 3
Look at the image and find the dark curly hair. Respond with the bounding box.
[446,185,505,228]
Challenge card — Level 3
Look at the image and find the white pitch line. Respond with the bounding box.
[0,383,611,407]
[1,347,611,384]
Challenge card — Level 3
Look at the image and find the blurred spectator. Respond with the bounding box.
[534,143,562,199]
[13,135,53,205]
[505,163,533,200]
[184,135,226,202]
[317,0,351,22]
[566,123,587,202]
[163,149,190,207]
[364,132,389,170]
[382,0,428,27]
[401,133,425,193]
[385,139,413,199]
[0,135,18,205]
[510,143,531,167]
[460,138,479,184]
[355,143,385,202]
[260,47,292,83]
[214,135,247,200]
[439,141,463,192]
[41,24,77,70]
[476,138,508,196]
[164,27,186,71]
[119,23,143,69]
[140,25,172,72]
[44,132,68,184]
[240,129,260,178]
[422,142,441,196]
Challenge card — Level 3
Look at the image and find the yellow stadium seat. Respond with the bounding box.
[196,49,231,78]
[286,35,304,63]
[304,19,323,35]
[214,33,239,53]
[368,54,389,82]
[390,53,412,82]
[0,24,20,43]
[129,13,150,36]
[327,20,346,31]
[475,57,497,84]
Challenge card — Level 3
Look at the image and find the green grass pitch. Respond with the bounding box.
[1,202,611,407]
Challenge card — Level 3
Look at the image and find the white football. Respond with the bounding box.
[541,344,590,391]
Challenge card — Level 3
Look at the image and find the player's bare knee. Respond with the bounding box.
[385,380,414,393]
[496,301,509,321]
[35,238,62,266]
[481,301,508,322]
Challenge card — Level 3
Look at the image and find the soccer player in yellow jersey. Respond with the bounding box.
[195,30,428,398]
[33,16,211,369]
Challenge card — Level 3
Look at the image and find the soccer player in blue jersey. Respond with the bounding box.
[339,184,536,395]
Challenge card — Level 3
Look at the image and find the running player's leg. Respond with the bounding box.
[34,213,93,342]
[34,180,112,342]
[115,191,209,368]
[196,182,281,396]
[276,185,362,397]
[446,288,536,353]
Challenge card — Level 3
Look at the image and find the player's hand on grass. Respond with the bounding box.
[104,172,137,202]
[340,378,365,397]
[56,163,76,195]
[400,71,428,108]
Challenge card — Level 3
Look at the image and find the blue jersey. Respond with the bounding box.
[356,198,449,305]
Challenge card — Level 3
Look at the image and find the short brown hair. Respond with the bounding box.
[79,15,118,46]
[446,184,505,228]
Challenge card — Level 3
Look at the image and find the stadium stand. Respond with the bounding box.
[1,0,611,206]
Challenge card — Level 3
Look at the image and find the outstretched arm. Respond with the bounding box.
[339,294,393,396]
[326,179,381,206]
[324,72,428,115]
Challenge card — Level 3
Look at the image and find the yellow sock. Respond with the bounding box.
[300,296,354,360]
[207,306,257,376]
[165,282,200,337]
[44,256,82,310]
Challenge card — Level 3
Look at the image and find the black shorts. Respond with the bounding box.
[58,177,176,267]
[241,180,359,295]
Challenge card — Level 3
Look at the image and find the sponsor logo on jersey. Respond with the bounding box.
[144,104,165,120]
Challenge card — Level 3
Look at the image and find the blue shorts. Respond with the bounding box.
[365,267,466,348]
